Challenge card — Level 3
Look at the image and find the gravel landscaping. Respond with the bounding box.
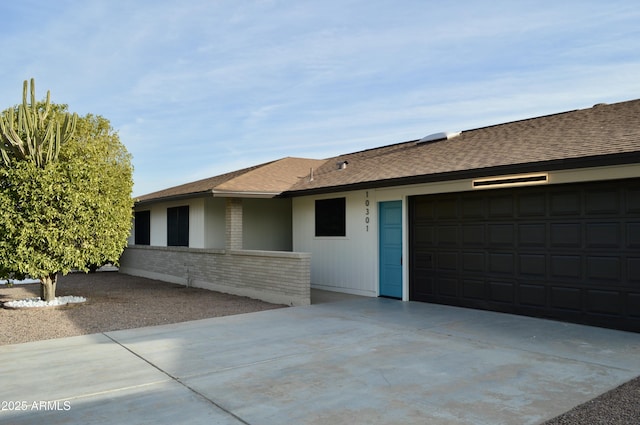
[1,271,637,423]
[543,377,640,424]
[0,271,285,346]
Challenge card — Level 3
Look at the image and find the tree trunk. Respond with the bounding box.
[40,274,57,302]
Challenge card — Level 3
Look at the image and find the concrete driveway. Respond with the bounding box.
[1,296,639,424]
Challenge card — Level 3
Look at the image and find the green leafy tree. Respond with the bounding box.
[0,80,133,301]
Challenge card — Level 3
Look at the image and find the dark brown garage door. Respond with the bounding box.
[409,178,640,332]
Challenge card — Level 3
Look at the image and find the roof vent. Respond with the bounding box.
[337,160,349,170]
[417,131,461,144]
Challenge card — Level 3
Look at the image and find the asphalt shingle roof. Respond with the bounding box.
[286,99,640,194]
[137,99,640,203]
[136,157,326,203]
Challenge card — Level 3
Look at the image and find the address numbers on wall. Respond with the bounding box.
[365,191,370,231]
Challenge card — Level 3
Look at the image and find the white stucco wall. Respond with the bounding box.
[292,189,381,296]
[243,198,293,251]
[204,197,226,249]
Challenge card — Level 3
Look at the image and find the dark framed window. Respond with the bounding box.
[167,206,189,247]
[315,198,346,237]
[134,210,151,245]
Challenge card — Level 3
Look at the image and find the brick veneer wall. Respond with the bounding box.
[119,246,311,306]
[225,198,243,250]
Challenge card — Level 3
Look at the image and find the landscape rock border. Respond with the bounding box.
[3,296,87,309]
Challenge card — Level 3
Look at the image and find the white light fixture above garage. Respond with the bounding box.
[472,173,549,189]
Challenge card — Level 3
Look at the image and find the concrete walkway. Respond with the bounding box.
[1,297,639,425]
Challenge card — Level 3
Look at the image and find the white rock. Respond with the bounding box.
[4,296,87,308]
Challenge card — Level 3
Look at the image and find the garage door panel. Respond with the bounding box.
[627,187,640,212]
[462,252,485,272]
[550,255,582,279]
[627,223,640,247]
[413,251,433,268]
[489,224,515,246]
[437,277,458,297]
[413,225,434,244]
[461,197,485,218]
[585,189,620,214]
[518,254,546,276]
[436,198,458,219]
[489,253,515,274]
[629,294,640,318]
[409,277,437,302]
[409,178,640,332]
[586,223,620,247]
[517,192,546,216]
[550,287,582,311]
[518,223,546,246]
[489,195,513,217]
[461,279,484,300]
[629,258,640,283]
[550,191,581,216]
[489,281,515,304]
[462,224,485,245]
[587,256,621,281]
[550,223,582,247]
[437,252,458,270]
[437,225,459,246]
[413,200,435,220]
[587,290,623,315]
[518,284,547,307]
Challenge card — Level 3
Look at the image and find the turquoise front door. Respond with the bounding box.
[379,201,403,298]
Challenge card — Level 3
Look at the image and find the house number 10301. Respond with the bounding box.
[365,191,370,231]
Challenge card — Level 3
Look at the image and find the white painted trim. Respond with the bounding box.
[549,163,640,184]
[472,173,548,189]
[376,163,640,197]
[211,190,281,198]
[402,196,409,302]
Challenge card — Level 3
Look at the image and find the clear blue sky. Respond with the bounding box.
[1,1,638,196]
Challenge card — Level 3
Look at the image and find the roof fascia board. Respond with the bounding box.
[211,190,282,198]
[134,191,213,207]
[135,190,284,206]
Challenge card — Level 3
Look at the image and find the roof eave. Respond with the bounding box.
[134,189,285,206]
[134,190,213,207]
[281,152,640,197]
[211,190,283,198]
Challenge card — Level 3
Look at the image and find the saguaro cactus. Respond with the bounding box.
[0,78,77,167]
